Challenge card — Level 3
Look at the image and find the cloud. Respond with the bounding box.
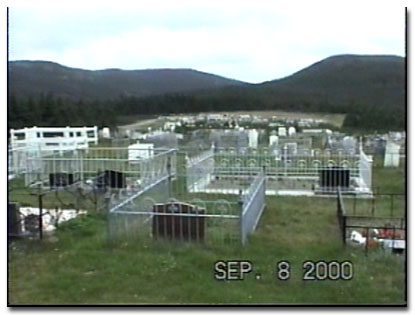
[8,3,405,83]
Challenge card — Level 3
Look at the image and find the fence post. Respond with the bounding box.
[38,191,43,240]
[390,194,394,217]
[238,189,244,246]
[337,187,346,246]
[167,156,172,199]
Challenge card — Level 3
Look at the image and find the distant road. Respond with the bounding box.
[118,118,159,130]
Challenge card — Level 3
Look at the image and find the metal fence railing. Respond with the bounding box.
[24,147,177,190]
[336,188,406,254]
[337,188,347,245]
[240,168,267,245]
[185,146,214,192]
[8,145,50,180]
[108,165,267,246]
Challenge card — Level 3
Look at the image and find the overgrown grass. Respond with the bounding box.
[8,158,406,305]
[9,194,405,305]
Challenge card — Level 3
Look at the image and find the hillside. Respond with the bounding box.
[8,54,406,131]
[8,60,246,101]
[257,54,405,109]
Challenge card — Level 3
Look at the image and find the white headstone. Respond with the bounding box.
[288,127,296,136]
[269,135,279,146]
[342,136,357,153]
[248,129,258,148]
[384,141,400,167]
[278,127,287,137]
[102,127,111,139]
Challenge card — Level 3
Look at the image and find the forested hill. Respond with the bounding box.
[8,60,246,101]
[8,54,405,131]
[258,54,405,109]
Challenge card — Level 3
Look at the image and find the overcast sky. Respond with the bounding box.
[8,2,406,83]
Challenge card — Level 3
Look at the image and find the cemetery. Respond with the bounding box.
[8,120,406,305]
[9,122,381,246]
[12,140,266,245]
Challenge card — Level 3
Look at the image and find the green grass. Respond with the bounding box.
[372,165,406,195]
[8,156,406,305]
[9,194,405,305]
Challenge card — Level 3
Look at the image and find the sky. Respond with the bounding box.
[8,1,406,83]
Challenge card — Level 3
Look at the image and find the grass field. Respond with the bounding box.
[8,163,406,305]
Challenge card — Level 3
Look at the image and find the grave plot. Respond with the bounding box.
[22,147,176,213]
[337,189,406,254]
[24,147,176,190]
[107,167,267,246]
[186,146,373,196]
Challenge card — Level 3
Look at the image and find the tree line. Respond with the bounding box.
[8,91,405,133]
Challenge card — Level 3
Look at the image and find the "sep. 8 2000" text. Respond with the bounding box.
[214,260,353,281]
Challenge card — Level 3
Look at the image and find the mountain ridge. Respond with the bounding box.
[9,60,247,101]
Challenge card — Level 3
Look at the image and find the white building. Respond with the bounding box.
[128,142,154,161]
[10,126,98,152]
[288,126,296,137]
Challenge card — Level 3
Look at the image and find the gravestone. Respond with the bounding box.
[319,167,350,191]
[384,141,400,167]
[49,173,74,187]
[248,129,258,148]
[152,202,205,241]
[269,135,279,147]
[288,126,296,136]
[96,170,126,188]
[8,203,21,238]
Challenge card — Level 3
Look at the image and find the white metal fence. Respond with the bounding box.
[107,163,267,246]
[240,169,267,245]
[24,147,176,190]
[359,150,373,193]
[192,146,372,196]
[8,145,47,180]
[185,146,214,192]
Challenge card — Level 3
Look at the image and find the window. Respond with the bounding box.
[76,132,82,137]
[37,132,41,138]
[87,130,95,138]
[43,132,64,138]
[69,132,74,137]
[14,133,25,140]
